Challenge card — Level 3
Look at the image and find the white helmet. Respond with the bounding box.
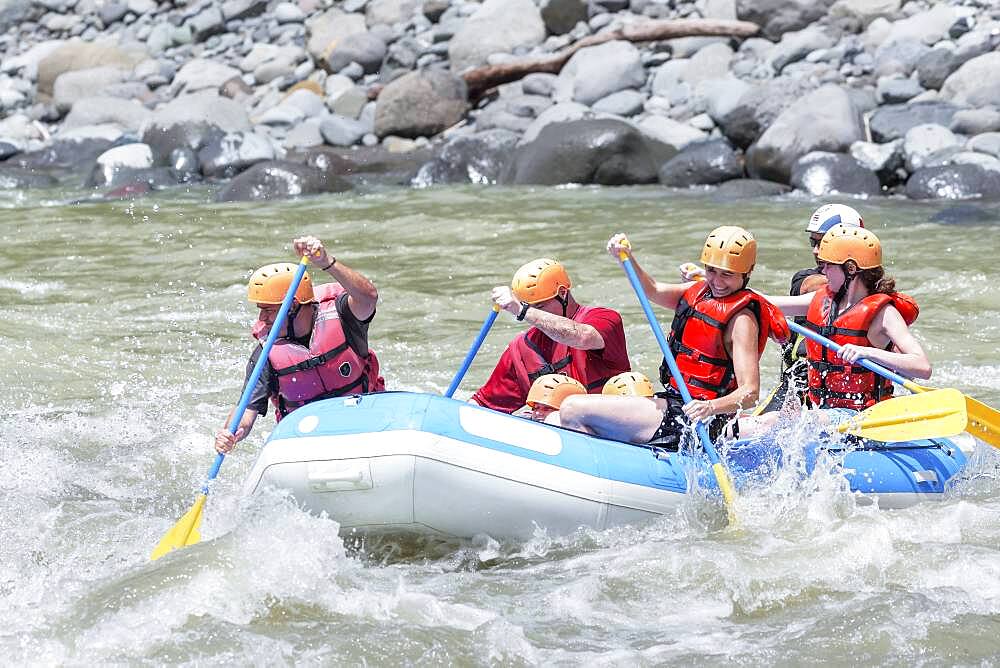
[806,204,864,234]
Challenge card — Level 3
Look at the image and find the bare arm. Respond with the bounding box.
[214,407,260,454]
[765,292,813,317]
[293,236,378,321]
[521,306,605,349]
[680,310,760,420]
[606,233,690,310]
[839,306,932,379]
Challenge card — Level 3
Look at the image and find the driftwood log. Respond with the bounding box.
[461,18,761,99]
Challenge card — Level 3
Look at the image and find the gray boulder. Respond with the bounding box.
[365,0,419,26]
[306,8,368,64]
[868,101,959,143]
[86,142,156,188]
[950,109,1000,136]
[216,160,352,202]
[746,84,864,183]
[63,96,150,132]
[872,38,928,78]
[876,76,923,104]
[718,77,815,149]
[850,138,904,186]
[36,40,145,98]
[8,137,114,172]
[905,164,1000,200]
[448,0,545,72]
[712,178,792,199]
[658,138,743,187]
[941,53,1000,109]
[319,115,370,146]
[374,69,468,138]
[53,66,128,112]
[828,0,901,29]
[325,32,387,75]
[736,0,837,40]
[769,26,836,74]
[522,73,559,97]
[555,40,645,106]
[789,151,881,196]
[502,118,676,186]
[592,90,645,117]
[967,133,1000,160]
[197,131,276,178]
[413,129,519,185]
[902,123,960,173]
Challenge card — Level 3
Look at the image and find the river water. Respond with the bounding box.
[2,184,999,664]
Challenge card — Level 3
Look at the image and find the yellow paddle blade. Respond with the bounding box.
[712,462,738,526]
[836,388,967,442]
[965,395,1000,449]
[151,494,206,561]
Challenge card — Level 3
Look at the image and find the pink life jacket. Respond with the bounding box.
[261,283,384,420]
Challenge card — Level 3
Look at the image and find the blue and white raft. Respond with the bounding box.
[241,392,976,540]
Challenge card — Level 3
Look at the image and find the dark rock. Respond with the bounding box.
[216,160,352,202]
[588,0,628,15]
[374,69,468,139]
[292,145,433,186]
[9,137,114,173]
[905,164,1000,200]
[542,0,588,35]
[198,132,275,178]
[789,151,881,196]
[869,102,960,143]
[86,165,176,189]
[711,178,792,199]
[501,118,676,186]
[0,142,20,161]
[658,139,744,187]
[878,78,923,104]
[0,166,59,189]
[219,75,253,99]
[736,0,837,40]
[186,7,225,42]
[221,0,267,21]
[948,17,974,40]
[142,122,226,165]
[169,147,199,182]
[413,129,519,185]
[717,77,815,150]
[422,0,449,23]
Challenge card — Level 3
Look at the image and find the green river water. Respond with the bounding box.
[1,184,999,664]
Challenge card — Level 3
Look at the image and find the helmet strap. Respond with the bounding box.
[286,302,301,339]
[555,289,568,317]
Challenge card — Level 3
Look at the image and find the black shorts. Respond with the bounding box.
[648,390,736,449]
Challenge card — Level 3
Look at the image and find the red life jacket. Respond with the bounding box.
[805,286,919,410]
[261,283,384,420]
[508,305,624,393]
[663,282,790,400]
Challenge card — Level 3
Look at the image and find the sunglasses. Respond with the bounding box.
[809,236,823,249]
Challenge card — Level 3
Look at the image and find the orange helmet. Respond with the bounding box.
[817,223,882,269]
[511,258,571,304]
[247,262,315,304]
[602,372,655,397]
[526,373,586,410]
[700,226,757,274]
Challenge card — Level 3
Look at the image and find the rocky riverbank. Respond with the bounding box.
[1,0,999,202]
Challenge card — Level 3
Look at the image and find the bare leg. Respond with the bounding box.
[736,411,780,438]
[559,395,667,443]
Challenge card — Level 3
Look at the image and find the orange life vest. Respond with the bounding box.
[263,284,384,420]
[805,286,919,409]
[663,282,790,400]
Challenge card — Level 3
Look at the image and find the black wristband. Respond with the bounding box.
[516,301,531,321]
[321,257,336,271]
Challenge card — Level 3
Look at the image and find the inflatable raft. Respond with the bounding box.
[241,392,975,540]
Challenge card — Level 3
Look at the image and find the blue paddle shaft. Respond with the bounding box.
[206,259,309,486]
[786,319,910,387]
[445,308,499,398]
[619,257,723,467]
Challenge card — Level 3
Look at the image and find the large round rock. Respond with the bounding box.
[501,119,676,186]
[374,69,468,139]
[413,129,519,186]
[905,164,1000,200]
[658,139,743,187]
[789,151,881,197]
[216,160,352,202]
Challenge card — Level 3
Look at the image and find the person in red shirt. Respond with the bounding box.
[469,258,631,414]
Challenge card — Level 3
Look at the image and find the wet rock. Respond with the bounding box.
[711,178,791,199]
[637,116,708,151]
[746,84,864,183]
[903,123,960,173]
[86,142,155,187]
[374,69,468,139]
[413,128,519,185]
[0,142,19,161]
[929,203,996,225]
[520,101,593,143]
[658,138,743,187]
[423,0,449,23]
[198,131,275,178]
[789,151,881,196]
[502,118,676,186]
[216,159,353,201]
[169,147,199,182]
[850,138,904,186]
[9,137,114,173]
[868,101,959,143]
[905,164,1000,200]
[448,0,545,72]
[0,165,59,189]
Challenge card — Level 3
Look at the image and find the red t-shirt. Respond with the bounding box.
[471,306,630,413]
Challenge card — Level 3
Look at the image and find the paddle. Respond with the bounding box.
[786,319,1000,448]
[617,247,738,523]
[835,388,967,441]
[151,255,311,561]
[445,305,500,398]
